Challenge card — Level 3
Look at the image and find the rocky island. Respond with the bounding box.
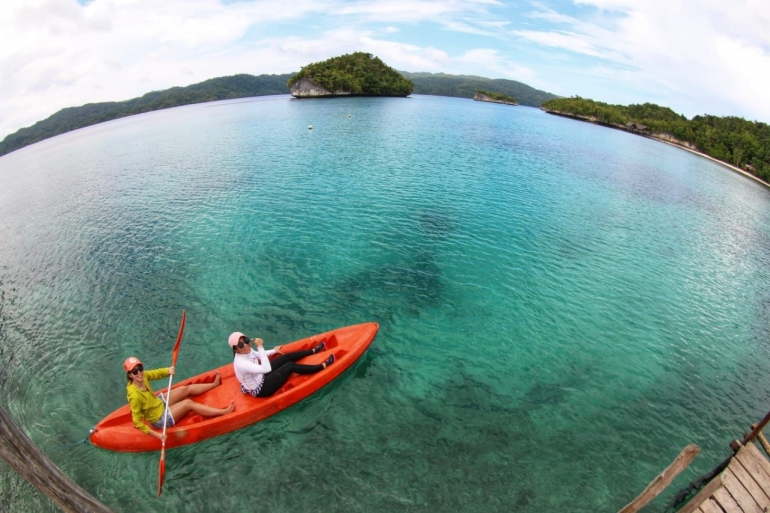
[288,52,413,98]
[473,90,518,106]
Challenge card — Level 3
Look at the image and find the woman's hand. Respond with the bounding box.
[168,366,175,376]
[274,345,283,354]
[151,431,166,442]
[253,338,264,348]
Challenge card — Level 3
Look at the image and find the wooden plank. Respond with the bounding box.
[736,445,770,483]
[679,475,725,513]
[721,468,764,513]
[698,498,725,513]
[735,446,770,501]
[728,455,770,508]
[619,444,700,513]
[744,442,770,478]
[712,486,742,512]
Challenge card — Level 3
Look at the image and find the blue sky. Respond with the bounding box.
[1,0,769,140]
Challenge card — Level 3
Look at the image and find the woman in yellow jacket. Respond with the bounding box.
[124,356,234,441]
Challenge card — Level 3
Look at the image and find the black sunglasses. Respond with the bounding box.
[129,365,144,375]
[237,338,250,350]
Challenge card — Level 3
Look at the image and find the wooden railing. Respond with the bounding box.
[0,406,112,512]
[618,444,700,513]
[743,409,770,446]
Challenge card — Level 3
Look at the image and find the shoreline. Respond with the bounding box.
[543,109,770,189]
[654,138,770,188]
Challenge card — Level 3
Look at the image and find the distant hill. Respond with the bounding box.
[401,71,559,107]
[0,74,292,157]
[288,52,412,97]
[0,70,558,157]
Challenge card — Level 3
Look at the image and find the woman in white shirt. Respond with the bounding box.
[229,332,334,397]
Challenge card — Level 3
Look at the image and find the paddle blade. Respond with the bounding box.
[157,448,166,497]
[171,310,186,367]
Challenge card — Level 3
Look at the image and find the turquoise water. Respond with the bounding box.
[2,94,770,512]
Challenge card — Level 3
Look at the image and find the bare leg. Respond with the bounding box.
[167,372,221,403]
[169,398,234,420]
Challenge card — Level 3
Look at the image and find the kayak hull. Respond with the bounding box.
[90,322,378,452]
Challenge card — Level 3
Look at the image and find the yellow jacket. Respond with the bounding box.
[126,368,170,434]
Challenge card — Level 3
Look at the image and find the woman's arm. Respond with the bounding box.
[145,368,170,381]
[236,347,272,374]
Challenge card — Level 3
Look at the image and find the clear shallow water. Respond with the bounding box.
[2,94,770,512]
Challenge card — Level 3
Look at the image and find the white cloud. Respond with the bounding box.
[334,0,506,36]
[0,1,302,138]
[512,29,623,61]
[272,28,452,74]
[0,0,528,139]
[335,0,501,21]
[454,48,543,85]
[515,0,770,120]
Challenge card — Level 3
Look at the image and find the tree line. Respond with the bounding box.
[0,74,292,157]
[402,72,556,107]
[542,97,770,182]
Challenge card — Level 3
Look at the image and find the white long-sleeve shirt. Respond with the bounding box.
[234,346,277,392]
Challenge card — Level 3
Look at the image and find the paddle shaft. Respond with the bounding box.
[158,310,186,497]
[161,374,174,439]
[161,310,186,438]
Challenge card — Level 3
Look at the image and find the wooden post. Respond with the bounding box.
[758,433,770,457]
[0,406,112,513]
[743,409,770,445]
[749,423,770,457]
[618,443,700,513]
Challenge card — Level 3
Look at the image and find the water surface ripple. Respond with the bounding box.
[1,95,770,512]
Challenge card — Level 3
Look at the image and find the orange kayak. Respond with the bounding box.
[90,322,379,452]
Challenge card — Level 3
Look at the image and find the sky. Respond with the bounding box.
[1,0,769,140]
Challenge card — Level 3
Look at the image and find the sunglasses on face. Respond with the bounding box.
[129,365,144,375]
[237,338,250,349]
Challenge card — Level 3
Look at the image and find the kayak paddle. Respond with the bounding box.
[157,309,186,497]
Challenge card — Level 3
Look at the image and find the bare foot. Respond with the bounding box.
[223,400,235,414]
[212,372,222,387]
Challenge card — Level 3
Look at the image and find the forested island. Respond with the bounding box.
[542,97,770,182]
[288,52,412,97]
[474,90,518,106]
